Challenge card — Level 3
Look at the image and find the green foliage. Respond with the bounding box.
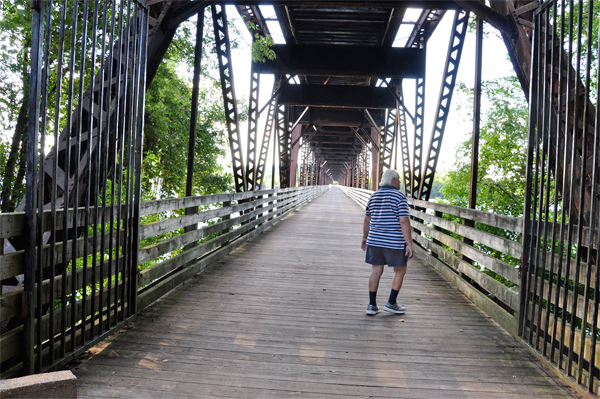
[243,20,276,63]
[429,174,445,200]
[442,76,528,217]
[143,59,231,198]
[142,11,239,199]
[558,0,600,98]
[251,32,276,63]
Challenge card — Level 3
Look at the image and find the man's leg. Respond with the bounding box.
[369,265,384,296]
[384,266,408,314]
[366,265,384,315]
[391,266,407,292]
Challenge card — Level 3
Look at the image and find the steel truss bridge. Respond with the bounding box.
[1,0,600,396]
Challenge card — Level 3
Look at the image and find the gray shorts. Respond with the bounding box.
[365,245,408,267]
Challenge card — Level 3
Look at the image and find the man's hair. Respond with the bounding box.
[380,169,399,186]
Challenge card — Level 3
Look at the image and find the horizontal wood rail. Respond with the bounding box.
[0,186,327,378]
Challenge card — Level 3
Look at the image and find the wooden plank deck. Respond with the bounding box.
[73,188,579,398]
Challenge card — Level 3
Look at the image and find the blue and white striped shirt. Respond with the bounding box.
[365,186,410,249]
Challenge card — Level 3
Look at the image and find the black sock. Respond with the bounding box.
[369,291,377,307]
[388,289,399,305]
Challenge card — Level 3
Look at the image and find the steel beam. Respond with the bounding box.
[277,104,292,188]
[293,107,385,127]
[246,55,260,190]
[469,12,483,210]
[212,4,246,192]
[411,73,425,199]
[478,0,533,101]
[257,45,425,78]
[255,79,278,190]
[279,84,396,109]
[418,9,470,200]
[371,127,380,190]
[289,125,302,187]
[379,94,399,178]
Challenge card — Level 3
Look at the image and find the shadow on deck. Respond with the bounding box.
[73,188,578,398]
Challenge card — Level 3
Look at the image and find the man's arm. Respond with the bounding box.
[399,216,413,259]
[362,215,371,251]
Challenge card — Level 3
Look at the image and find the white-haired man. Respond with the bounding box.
[362,169,413,315]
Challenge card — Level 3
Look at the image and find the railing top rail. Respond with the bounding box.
[410,199,523,234]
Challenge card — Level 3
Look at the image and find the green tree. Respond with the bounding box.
[0,1,32,212]
[442,76,528,217]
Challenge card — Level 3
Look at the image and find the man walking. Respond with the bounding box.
[361,169,413,315]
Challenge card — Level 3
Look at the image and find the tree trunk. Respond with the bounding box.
[0,100,28,213]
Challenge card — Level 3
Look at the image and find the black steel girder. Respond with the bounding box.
[293,107,385,127]
[212,4,246,192]
[257,45,425,78]
[279,84,396,109]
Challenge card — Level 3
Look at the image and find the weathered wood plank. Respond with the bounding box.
[138,194,300,264]
[414,245,519,337]
[139,191,299,241]
[411,198,523,233]
[412,219,519,283]
[413,233,519,311]
[411,209,523,258]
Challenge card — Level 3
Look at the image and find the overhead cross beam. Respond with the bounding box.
[292,108,385,127]
[257,45,425,78]
[279,85,396,109]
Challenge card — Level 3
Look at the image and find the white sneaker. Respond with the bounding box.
[384,302,406,314]
[366,304,380,315]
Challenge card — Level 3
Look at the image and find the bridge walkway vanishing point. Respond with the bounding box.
[72,188,578,398]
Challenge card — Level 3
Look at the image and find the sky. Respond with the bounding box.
[222,5,520,180]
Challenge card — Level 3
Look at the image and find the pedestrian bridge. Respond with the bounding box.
[64,188,574,398]
[3,1,600,397]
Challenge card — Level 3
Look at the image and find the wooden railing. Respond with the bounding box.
[0,186,327,378]
[339,186,522,336]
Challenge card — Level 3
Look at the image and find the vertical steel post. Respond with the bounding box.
[184,10,205,249]
[246,48,260,190]
[397,84,412,194]
[463,10,481,266]
[24,0,44,375]
[289,125,302,187]
[131,4,148,317]
[468,13,483,211]
[371,127,380,190]
[186,10,204,200]
[412,73,425,198]
[520,4,541,340]
[277,104,291,188]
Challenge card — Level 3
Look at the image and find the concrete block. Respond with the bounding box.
[0,370,76,398]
